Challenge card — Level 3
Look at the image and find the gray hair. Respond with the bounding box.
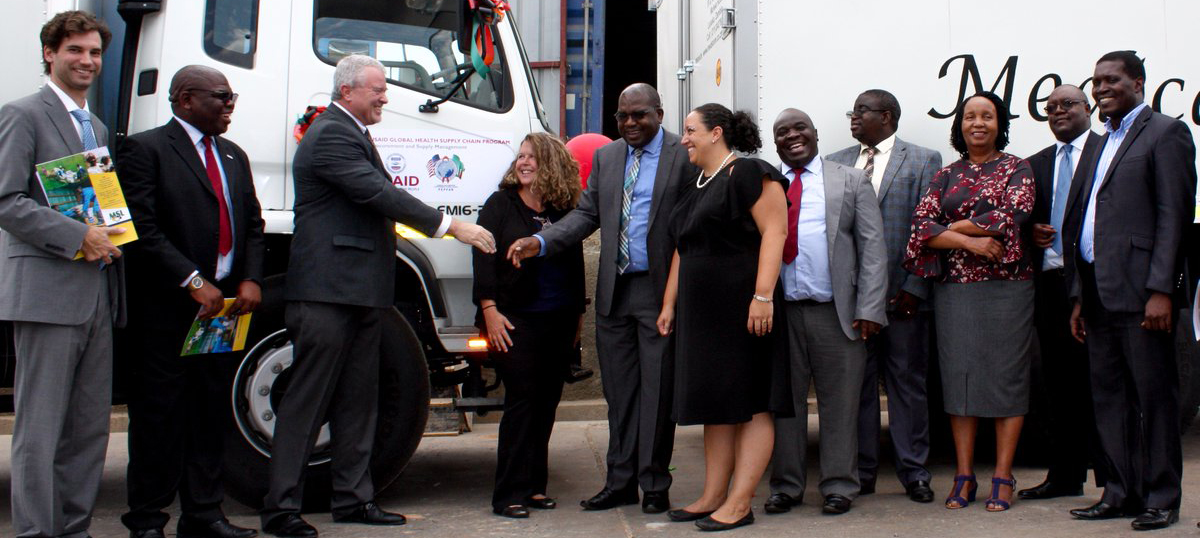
[332,54,385,100]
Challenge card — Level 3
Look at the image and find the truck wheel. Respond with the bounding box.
[1176,309,1200,432]
[223,277,430,510]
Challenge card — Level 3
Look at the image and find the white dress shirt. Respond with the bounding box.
[1042,129,1089,271]
[331,101,452,238]
[780,158,833,302]
[175,116,236,284]
[47,80,93,142]
[852,133,895,194]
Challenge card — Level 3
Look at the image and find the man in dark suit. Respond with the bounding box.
[826,89,941,503]
[260,54,495,537]
[507,83,691,513]
[116,65,264,538]
[1064,51,1196,531]
[0,11,126,538]
[1018,84,1105,502]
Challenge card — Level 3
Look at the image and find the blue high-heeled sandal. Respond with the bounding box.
[986,476,1017,511]
[944,474,977,509]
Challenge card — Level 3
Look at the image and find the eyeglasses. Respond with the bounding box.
[846,107,887,119]
[1044,99,1086,114]
[186,89,239,104]
[614,109,656,122]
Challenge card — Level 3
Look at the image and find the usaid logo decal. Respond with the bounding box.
[427,154,465,191]
[387,153,407,173]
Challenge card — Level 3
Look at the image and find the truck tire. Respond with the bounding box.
[222,276,430,510]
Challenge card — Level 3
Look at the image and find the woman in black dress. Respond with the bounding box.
[473,133,585,519]
[656,104,790,531]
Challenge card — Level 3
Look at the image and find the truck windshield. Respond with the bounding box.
[313,0,513,113]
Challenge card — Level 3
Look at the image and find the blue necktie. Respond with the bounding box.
[1050,145,1073,255]
[69,109,98,151]
[617,148,643,273]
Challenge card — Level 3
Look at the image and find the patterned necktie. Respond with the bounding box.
[202,137,233,255]
[69,109,98,151]
[1050,145,1073,255]
[782,167,805,264]
[617,148,643,273]
[863,146,877,187]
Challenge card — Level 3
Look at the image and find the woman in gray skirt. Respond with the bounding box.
[903,91,1036,513]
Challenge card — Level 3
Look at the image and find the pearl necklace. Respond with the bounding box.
[696,151,736,189]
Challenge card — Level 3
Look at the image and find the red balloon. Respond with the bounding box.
[565,133,612,190]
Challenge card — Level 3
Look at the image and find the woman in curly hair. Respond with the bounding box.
[472,132,585,518]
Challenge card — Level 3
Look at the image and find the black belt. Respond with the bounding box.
[617,271,649,280]
[1040,267,1067,278]
[787,298,830,307]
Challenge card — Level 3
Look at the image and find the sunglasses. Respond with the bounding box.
[186,88,239,104]
[614,109,656,122]
[1043,99,1086,114]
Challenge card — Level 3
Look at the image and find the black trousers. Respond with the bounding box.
[262,301,382,524]
[1030,268,1105,487]
[491,309,575,511]
[121,295,234,531]
[1079,264,1182,510]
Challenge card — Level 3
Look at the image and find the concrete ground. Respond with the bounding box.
[4,419,1200,537]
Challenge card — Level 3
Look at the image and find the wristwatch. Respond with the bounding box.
[187,275,205,291]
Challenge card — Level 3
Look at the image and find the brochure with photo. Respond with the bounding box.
[34,146,138,258]
[181,299,253,356]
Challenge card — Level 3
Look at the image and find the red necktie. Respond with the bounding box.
[203,137,233,255]
[782,167,805,264]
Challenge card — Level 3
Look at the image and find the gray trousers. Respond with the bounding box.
[262,301,381,524]
[595,273,675,493]
[856,311,932,486]
[771,301,866,500]
[11,285,112,538]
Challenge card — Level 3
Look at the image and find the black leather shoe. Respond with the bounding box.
[1018,480,1083,500]
[1070,501,1131,520]
[642,491,670,514]
[1131,508,1179,531]
[859,477,876,495]
[764,492,801,514]
[331,501,406,526]
[905,480,935,503]
[526,496,557,509]
[580,487,639,510]
[822,494,852,515]
[668,508,714,522]
[178,517,258,538]
[695,510,754,532]
[131,529,166,538]
[564,364,594,384]
[262,514,317,538]
[493,505,530,518]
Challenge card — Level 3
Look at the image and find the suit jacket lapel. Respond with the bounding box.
[648,135,676,227]
[1034,146,1054,214]
[877,141,906,202]
[40,87,84,155]
[166,119,217,197]
[605,141,628,225]
[824,159,845,251]
[1096,107,1151,194]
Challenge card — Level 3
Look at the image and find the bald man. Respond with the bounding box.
[1019,85,1107,503]
[116,65,263,538]
[509,83,695,513]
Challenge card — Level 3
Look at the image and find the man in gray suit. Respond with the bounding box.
[766,108,887,516]
[260,55,495,537]
[0,11,125,538]
[1064,51,1196,531]
[826,89,941,503]
[507,83,692,513]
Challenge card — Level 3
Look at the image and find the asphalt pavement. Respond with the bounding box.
[4,418,1200,537]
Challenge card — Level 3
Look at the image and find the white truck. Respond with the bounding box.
[654,0,1200,435]
[2,0,548,508]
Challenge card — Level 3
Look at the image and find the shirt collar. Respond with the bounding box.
[781,156,823,178]
[628,127,664,157]
[47,80,88,114]
[860,133,896,154]
[1056,129,1091,155]
[173,115,208,147]
[332,101,368,133]
[1103,102,1147,135]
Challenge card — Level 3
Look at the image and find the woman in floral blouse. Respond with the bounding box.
[903,91,1036,513]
